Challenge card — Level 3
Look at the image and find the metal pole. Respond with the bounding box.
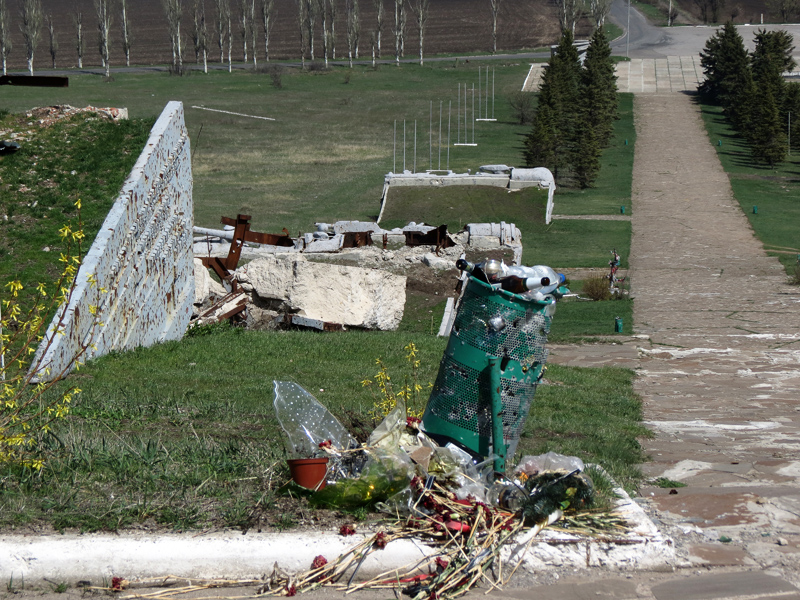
[413,120,417,173]
[492,68,495,119]
[485,66,489,118]
[478,66,482,121]
[438,100,442,169]
[429,101,433,169]
[626,0,630,58]
[457,83,461,143]
[464,83,467,141]
[393,120,396,172]
[472,84,475,143]
[402,119,407,172]
[447,101,451,170]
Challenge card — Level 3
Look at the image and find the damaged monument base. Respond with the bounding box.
[234,255,407,331]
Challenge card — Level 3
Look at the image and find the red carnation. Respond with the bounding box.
[285,584,297,596]
[375,531,388,549]
[339,524,356,536]
[311,555,328,569]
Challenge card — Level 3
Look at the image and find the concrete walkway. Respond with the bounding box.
[545,92,800,597]
[523,56,704,94]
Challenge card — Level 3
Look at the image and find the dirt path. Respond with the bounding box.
[551,93,800,589]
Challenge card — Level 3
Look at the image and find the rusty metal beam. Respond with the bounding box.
[404,224,456,251]
[341,231,373,248]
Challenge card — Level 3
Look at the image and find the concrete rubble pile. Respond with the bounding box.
[192,220,524,331]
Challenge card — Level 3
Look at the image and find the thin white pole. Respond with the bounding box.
[457,83,461,143]
[438,101,442,169]
[485,67,489,118]
[403,119,406,172]
[393,120,396,172]
[478,66,482,121]
[464,83,467,140]
[447,101,451,170]
[789,112,792,156]
[414,120,417,173]
[429,101,433,169]
[492,68,495,119]
[472,84,475,143]
[627,0,630,58]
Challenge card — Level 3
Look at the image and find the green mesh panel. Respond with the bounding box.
[452,284,551,369]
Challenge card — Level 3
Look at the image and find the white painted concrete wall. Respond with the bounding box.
[32,101,194,380]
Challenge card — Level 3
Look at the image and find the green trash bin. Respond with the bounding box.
[422,275,565,473]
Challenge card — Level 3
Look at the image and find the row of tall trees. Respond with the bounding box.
[0,0,516,75]
[0,0,136,76]
[699,22,800,166]
[523,26,618,188]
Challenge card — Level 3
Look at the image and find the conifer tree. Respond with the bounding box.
[581,25,617,148]
[698,20,750,112]
[573,109,601,188]
[525,29,581,180]
[748,82,787,166]
[524,102,558,172]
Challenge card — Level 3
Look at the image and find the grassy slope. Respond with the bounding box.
[699,101,800,273]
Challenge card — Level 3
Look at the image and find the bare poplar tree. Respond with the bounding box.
[191,0,208,71]
[588,0,611,29]
[372,0,383,58]
[73,2,83,68]
[249,0,257,67]
[557,0,582,34]
[295,0,307,66]
[120,0,131,66]
[409,0,427,65]
[164,0,184,69]
[214,0,228,62]
[488,0,500,54]
[46,13,56,67]
[304,0,318,60]
[226,4,232,70]
[392,0,404,65]
[327,0,336,59]
[353,0,360,58]
[0,0,11,76]
[321,0,328,66]
[20,0,42,75]
[260,0,274,61]
[238,0,249,62]
[345,0,359,66]
[95,0,112,76]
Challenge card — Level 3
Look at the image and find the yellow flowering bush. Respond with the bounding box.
[362,342,433,422]
[1,201,104,470]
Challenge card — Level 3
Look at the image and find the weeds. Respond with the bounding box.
[582,277,612,301]
[652,477,687,488]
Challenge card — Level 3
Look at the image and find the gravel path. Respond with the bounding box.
[551,93,800,586]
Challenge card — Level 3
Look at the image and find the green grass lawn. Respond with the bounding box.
[0,329,646,532]
[698,101,800,274]
[0,62,537,236]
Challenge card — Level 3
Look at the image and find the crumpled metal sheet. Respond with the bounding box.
[31,101,194,380]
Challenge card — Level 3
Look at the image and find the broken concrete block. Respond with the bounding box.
[194,258,227,305]
[235,256,406,330]
[421,253,453,271]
